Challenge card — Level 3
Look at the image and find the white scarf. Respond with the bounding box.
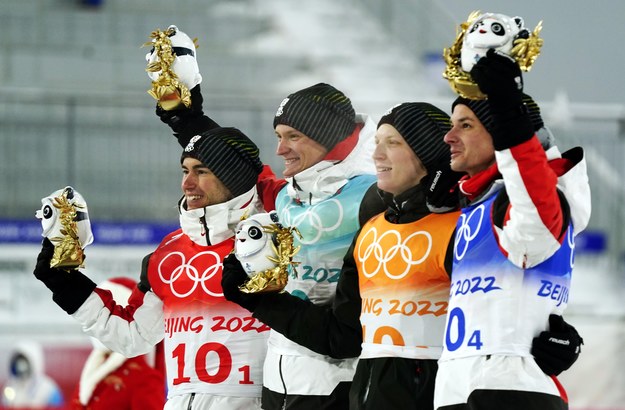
[179,185,263,245]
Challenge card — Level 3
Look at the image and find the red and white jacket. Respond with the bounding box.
[456,138,590,267]
[71,187,269,407]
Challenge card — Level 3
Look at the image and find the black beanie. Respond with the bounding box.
[273,83,356,151]
[452,94,544,135]
[181,127,263,197]
[378,103,452,174]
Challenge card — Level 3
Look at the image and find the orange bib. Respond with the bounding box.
[354,211,459,358]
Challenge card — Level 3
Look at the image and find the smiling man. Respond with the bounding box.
[159,79,384,409]
[434,49,590,410]
[242,83,382,410]
[33,127,271,410]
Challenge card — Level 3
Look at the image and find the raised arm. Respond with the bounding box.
[471,49,567,268]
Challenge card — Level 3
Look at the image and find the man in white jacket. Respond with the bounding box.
[33,125,269,410]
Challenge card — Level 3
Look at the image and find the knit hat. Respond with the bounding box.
[452,93,544,135]
[181,127,264,197]
[378,102,452,174]
[98,277,136,306]
[273,83,356,151]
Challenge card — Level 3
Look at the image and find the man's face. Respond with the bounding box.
[373,124,427,196]
[274,124,328,178]
[444,104,495,176]
[181,157,233,210]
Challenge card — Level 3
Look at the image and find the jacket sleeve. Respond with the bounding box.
[71,252,164,358]
[156,84,221,148]
[495,136,567,268]
[72,287,165,358]
[252,233,363,359]
[256,164,287,212]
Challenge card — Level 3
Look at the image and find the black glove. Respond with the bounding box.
[138,252,154,293]
[34,238,97,314]
[470,49,534,150]
[156,85,220,147]
[531,314,584,376]
[471,49,524,108]
[424,159,464,213]
[221,253,261,312]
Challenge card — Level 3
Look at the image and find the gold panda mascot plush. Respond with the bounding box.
[234,211,301,293]
[460,13,530,73]
[35,186,94,268]
[443,11,543,99]
[145,24,201,110]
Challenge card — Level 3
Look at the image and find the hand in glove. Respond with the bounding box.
[221,253,261,312]
[531,314,584,376]
[470,48,534,150]
[34,238,97,314]
[425,159,464,213]
[470,48,524,108]
[155,84,220,147]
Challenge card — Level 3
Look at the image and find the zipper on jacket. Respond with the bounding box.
[279,354,287,410]
[199,215,211,246]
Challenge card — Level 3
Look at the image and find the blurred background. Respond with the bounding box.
[0,0,623,408]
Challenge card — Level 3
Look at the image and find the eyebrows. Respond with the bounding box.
[453,115,475,124]
[182,163,211,171]
[276,129,302,138]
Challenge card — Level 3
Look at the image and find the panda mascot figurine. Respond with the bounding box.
[460,13,529,73]
[234,211,281,277]
[35,186,94,268]
[443,11,543,100]
[145,24,201,110]
[234,211,301,293]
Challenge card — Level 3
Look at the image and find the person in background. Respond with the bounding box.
[1,340,64,409]
[33,124,269,409]
[434,49,590,410]
[69,276,166,410]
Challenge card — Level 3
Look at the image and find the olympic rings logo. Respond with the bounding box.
[356,226,432,280]
[454,205,485,261]
[158,251,222,298]
[279,198,344,244]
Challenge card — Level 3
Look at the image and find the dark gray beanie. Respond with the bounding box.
[181,127,263,197]
[378,102,451,174]
[273,83,356,151]
[452,93,544,135]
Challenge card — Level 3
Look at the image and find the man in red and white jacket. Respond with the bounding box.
[34,126,269,410]
[434,49,591,410]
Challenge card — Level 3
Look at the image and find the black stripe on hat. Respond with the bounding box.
[182,127,263,197]
[273,83,355,151]
[378,102,451,174]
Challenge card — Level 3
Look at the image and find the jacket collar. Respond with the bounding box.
[379,184,430,223]
[179,186,262,245]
